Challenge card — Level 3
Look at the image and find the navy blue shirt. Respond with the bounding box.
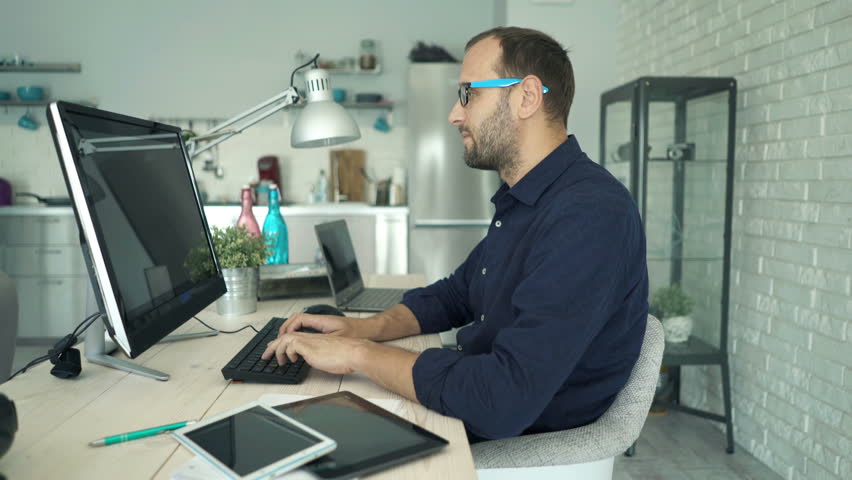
[403,136,648,440]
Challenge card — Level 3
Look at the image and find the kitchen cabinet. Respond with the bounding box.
[0,210,91,339]
[0,204,408,338]
[203,204,408,275]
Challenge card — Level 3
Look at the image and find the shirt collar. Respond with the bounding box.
[492,136,580,207]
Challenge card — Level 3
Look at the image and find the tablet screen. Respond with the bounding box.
[275,391,448,479]
[184,405,325,476]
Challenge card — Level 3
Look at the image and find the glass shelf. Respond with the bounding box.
[0,63,81,73]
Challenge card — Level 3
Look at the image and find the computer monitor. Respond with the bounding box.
[47,101,226,380]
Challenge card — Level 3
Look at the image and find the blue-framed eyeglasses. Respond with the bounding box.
[458,78,549,106]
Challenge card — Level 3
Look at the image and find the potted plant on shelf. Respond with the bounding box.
[185,225,270,316]
[650,284,694,343]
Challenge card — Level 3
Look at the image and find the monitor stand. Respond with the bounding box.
[84,317,217,381]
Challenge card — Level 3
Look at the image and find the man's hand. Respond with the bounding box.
[278,312,362,338]
[261,331,367,375]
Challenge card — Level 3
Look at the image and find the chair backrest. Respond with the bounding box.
[0,271,18,382]
[472,315,665,468]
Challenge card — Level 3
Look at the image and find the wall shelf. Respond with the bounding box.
[292,101,394,110]
[0,63,82,73]
[298,65,382,75]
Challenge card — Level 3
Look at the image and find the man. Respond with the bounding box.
[263,27,648,441]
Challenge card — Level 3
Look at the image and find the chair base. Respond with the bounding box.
[477,457,614,480]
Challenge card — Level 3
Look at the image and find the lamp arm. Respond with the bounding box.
[187,86,300,158]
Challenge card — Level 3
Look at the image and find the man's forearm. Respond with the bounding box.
[353,341,420,403]
[357,304,422,341]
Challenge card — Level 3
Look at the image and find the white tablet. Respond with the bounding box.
[173,401,336,480]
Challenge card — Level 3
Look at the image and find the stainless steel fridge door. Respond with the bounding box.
[407,63,501,223]
[410,223,490,284]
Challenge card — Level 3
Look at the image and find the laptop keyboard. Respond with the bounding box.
[345,288,405,309]
[221,316,316,384]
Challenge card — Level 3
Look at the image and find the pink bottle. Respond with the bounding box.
[236,186,261,236]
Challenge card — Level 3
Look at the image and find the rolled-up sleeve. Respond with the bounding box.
[401,240,484,334]
[411,207,632,440]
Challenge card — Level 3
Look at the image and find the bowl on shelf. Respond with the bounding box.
[0,91,11,101]
[16,86,44,101]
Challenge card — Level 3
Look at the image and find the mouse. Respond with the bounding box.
[302,304,345,317]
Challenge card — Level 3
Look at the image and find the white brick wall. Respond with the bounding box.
[618,1,852,479]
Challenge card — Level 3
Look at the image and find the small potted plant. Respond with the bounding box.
[650,284,694,343]
[185,225,270,316]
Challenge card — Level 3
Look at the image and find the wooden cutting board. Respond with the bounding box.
[330,149,366,202]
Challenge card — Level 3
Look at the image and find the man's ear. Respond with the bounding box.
[517,75,545,120]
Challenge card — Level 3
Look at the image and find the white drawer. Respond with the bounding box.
[15,276,90,338]
[0,215,80,245]
[4,245,87,276]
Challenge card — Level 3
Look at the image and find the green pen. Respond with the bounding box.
[88,420,197,447]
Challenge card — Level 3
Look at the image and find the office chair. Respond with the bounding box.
[0,271,18,382]
[474,315,665,480]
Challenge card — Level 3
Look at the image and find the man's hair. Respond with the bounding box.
[466,27,574,128]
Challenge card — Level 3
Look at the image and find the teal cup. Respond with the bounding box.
[332,88,346,103]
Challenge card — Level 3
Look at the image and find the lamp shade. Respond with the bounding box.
[291,69,361,148]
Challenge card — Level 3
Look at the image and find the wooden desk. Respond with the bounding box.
[0,275,476,480]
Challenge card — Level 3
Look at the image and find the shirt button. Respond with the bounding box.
[495,220,502,228]
[457,344,463,351]
[482,268,487,275]
[480,314,485,322]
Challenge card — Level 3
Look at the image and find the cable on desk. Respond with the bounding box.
[194,316,259,334]
[7,311,101,381]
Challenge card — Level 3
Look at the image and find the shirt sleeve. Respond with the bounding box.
[401,239,484,334]
[411,201,640,439]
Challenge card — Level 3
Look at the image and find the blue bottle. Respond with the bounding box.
[262,184,289,264]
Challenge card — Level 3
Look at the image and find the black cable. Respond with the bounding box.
[194,316,258,335]
[8,354,51,381]
[7,312,100,381]
[289,53,321,89]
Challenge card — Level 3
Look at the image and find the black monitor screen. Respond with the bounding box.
[48,102,225,357]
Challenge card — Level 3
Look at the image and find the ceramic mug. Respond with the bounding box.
[17,113,38,130]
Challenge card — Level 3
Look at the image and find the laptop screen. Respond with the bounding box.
[315,220,364,304]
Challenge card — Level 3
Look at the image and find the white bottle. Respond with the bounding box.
[316,169,329,203]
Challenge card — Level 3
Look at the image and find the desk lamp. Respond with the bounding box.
[185,54,361,157]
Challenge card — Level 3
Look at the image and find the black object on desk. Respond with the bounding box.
[221,317,318,384]
[275,391,448,479]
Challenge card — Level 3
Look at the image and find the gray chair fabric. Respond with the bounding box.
[0,271,19,382]
[472,315,665,468]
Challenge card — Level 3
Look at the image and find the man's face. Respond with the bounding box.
[449,38,519,173]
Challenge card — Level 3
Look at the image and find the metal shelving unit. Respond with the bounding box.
[601,76,737,455]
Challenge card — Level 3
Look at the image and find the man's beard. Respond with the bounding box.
[461,92,519,174]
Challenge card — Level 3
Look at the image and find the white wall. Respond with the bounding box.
[0,0,495,203]
[618,1,852,479]
[506,0,621,163]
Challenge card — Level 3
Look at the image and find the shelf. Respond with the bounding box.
[0,63,81,73]
[291,101,394,110]
[1,100,96,108]
[662,336,724,366]
[0,100,51,106]
[299,65,382,75]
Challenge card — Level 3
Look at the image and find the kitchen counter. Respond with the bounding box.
[0,203,409,217]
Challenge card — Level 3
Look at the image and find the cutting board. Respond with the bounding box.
[329,149,366,202]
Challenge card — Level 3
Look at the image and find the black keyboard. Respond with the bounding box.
[221,316,315,384]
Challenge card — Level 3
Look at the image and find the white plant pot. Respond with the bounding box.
[662,315,692,343]
[216,267,258,316]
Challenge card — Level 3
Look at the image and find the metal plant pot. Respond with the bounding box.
[216,267,259,316]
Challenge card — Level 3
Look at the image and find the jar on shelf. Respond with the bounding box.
[359,39,377,70]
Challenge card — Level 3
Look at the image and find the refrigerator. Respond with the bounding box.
[407,63,502,283]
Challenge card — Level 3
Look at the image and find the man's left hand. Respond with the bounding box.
[261,332,367,375]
